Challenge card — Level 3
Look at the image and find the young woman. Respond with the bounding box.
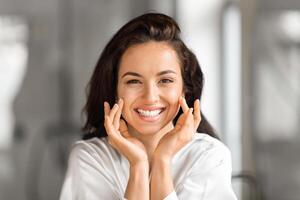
[60,13,237,200]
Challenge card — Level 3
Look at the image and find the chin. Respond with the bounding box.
[135,126,163,135]
[134,120,174,136]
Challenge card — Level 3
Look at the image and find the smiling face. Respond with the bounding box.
[117,41,184,136]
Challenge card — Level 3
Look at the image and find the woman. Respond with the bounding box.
[60,13,237,200]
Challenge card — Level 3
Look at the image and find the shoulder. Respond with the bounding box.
[191,133,230,155]
[68,137,120,167]
[62,137,125,199]
[70,137,110,156]
[179,133,232,173]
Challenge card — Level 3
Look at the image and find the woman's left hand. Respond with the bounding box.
[153,97,201,162]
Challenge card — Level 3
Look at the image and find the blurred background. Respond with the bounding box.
[0,0,300,199]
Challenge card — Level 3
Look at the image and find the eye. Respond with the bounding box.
[159,78,174,84]
[126,79,141,84]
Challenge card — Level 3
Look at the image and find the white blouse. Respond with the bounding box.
[60,133,237,200]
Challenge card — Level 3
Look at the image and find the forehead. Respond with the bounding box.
[118,41,181,76]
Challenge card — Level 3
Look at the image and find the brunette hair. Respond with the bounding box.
[82,12,218,139]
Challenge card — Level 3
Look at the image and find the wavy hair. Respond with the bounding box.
[82,13,218,139]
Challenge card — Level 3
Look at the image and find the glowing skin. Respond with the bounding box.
[117,41,183,146]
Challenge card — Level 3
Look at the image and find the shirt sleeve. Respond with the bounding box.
[59,142,125,200]
[163,144,237,200]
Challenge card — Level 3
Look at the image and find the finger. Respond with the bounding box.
[105,116,122,150]
[174,114,185,131]
[119,119,131,138]
[174,107,191,131]
[113,99,124,128]
[180,96,189,113]
[109,103,119,120]
[175,97,190,129]
[104,116,118,138]
[104,101,110,116]
[182,108,194,130]
[176,108,194,141]
[193,99,201,129]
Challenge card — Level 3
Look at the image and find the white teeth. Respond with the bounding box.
[137,109,162,117]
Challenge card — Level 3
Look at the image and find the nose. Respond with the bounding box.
[142,83,160,104]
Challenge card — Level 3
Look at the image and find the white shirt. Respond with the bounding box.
[60,133,237,200]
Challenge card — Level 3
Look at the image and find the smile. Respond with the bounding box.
[137,108,164,117]
[134,108,166,120]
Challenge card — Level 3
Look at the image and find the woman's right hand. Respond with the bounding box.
[104,99,148,167]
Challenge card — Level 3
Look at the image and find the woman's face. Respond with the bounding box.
[117,41,184,136]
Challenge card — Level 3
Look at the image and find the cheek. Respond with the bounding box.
[167,88,182,99]
[117,87,138,114]
[163,87,183,112]
[165,84,183,101]
[118,87,137,101]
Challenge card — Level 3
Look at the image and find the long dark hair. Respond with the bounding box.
[82,12,218,139]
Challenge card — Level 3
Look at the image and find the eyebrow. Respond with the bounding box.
[121,70,177,78]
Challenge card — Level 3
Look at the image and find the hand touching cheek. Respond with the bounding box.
[104,99,148,166]
[153,97,201,162]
